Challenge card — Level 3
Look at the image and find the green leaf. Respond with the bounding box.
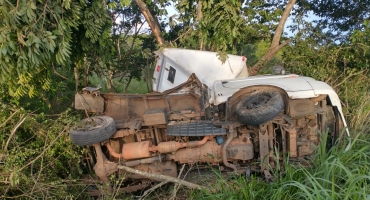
[1,47,7,55]
[120,0,131,7]
[9,171,20,186]
[30,1,36,9]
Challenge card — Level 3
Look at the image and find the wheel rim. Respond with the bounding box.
[245,94,271,110]
[74,117,106,131]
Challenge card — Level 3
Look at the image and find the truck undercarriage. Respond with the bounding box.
[71,74,345,194]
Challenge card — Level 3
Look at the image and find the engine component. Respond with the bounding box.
[287,128,298,158]
[216,136,224,144]
[296,115,319,157]
[105,140,152,160]
[287,99,315,118]
[149,135,214,153]
[166,120,227,136]
[122,141,152,159]
[235,90,284,125]
[167,140,222,164]
[167,137,254,164]
[222,129,238,172]
[105,136,214,160]
[227,138,253,161]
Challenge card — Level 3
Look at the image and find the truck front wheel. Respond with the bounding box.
[235,90,284,125]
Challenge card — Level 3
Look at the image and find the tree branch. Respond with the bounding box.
[249,39,291,75]
[249,0,296,75]
[4,115,26,151]
[333,69,367,89]
[0,110,18,128]
[271,0,296,47]
[170,164,186,200]
[133,0,165,44]
[139,181,169,200]
[53,63,68,80]
[117,165,206,190]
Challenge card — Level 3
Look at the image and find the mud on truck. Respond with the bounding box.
[71,48,349,193]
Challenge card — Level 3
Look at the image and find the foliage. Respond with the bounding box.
[171,0,286,60]
[89,71,150,94]
[0,103,89,199]
[198,0,245,54]
[297,0,370,40]
[0,0,83,97]
[74,1,158,93]
[282,20,370,128]
[0,0,153,98]
[189,131,370,200]
[239,40,284,73]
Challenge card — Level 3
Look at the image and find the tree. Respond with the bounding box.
[248,0,296,75]
[0,0,157,98]
[134,0,296,72]
[79,1,157,93]
[133,0,165,44]
[298,0,370,40]
[0,0,112,97]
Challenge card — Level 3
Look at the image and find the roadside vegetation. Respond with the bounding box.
[188,131,370,200]
[1,0,369,199]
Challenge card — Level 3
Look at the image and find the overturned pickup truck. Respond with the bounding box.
[71,48,349,192]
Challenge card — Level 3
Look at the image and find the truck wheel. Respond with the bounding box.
[70,116,116,146]
[235,90,284,125]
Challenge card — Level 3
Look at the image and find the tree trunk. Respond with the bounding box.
[133,0,165,45]
[197,1,204,50]
[124,76,133,93]
[249,0,297,76]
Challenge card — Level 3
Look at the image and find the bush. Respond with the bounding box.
[0,103,89,199]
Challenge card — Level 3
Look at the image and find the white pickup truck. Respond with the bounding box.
[71,48,348,194]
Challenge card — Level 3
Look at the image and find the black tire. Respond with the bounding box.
[69,116,116,146]
[235,90,284,125]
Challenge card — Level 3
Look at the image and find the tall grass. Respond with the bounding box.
[189,130,370,200]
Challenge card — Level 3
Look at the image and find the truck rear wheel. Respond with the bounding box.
[70,116,116,146]
[235,90,284,125]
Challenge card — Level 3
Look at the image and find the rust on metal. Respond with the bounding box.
[72,73,343,196]
[148,136,214,153]
[122,141,152,159]
[288,128,298,158]
[74,93,104,112]
[259,124,269,171]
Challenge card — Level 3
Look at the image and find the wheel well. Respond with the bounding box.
[226,85,289,121]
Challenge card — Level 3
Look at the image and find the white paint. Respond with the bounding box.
[212,74,350,136]
[153,48,247,92]
[152,48,349,137]
[212,74,316,105]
